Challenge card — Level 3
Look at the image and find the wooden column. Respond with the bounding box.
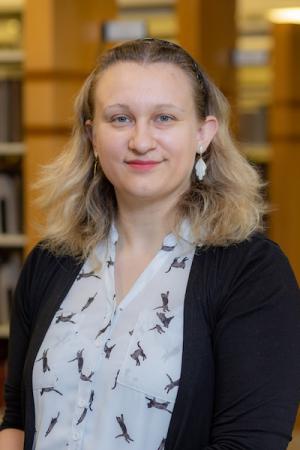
[176,0,236,105]
[269,23,300,284]
[23,0,117,253]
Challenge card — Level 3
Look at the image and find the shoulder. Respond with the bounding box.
[14,242,82,325]
[190,233,299,320]
[18,242,82,300]
[195,232,294,280]
[224,233,296,286]
[22,241,80,276]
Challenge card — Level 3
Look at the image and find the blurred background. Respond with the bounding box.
[0,0,300,446]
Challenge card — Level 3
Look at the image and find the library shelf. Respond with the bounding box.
[118,0,175,6]
[0,323,9,339]
[0,142,25,156]
[0,0,23,14]
[241,143,271,164]
[0,234,26,248]
[0,49,24,64]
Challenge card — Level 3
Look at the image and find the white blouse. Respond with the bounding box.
[32,223,195,450]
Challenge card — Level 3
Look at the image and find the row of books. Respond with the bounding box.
[0,252,21,325]
[238,106,268,144]
[0,78,22,142]
[0,173,22,234]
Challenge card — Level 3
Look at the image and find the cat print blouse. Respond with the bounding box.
[32,223,196,450]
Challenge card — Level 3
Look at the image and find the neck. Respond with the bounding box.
[115,195,178,252]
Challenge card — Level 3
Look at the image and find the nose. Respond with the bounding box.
[128,121,156,154]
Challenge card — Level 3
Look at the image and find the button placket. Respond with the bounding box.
[95,340,101,348]
[71,413,83,445]
[72,430,81,441]
[78,398,85,408]
[76,382,91,410]
[72,407,85,445]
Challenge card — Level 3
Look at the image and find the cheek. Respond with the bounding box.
[178,158,196,181]
[169,139,197,171]
[94,132,124,166]
[97,151,120,180]
[96,148,129,190]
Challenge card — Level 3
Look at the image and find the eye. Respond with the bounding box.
[111,115,131,125]
[157,114,175,123]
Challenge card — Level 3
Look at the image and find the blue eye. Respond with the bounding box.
[112,115,130,124]
[158,114,174,122]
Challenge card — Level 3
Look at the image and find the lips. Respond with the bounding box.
[125,160,162,171]
[126,160,161,165]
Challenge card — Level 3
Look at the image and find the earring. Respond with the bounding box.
[93,154,99,178]
[195,144,207,181]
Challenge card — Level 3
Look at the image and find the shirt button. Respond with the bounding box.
[78,399,85,407]
[73,431,81,441]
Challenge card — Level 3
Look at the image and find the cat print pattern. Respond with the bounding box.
[32,223,195,450]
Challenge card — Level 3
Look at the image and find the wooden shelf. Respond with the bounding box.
[0,0,23,13]
[0,234,26,248]
[0,323,9,339]
[0,0,23,346]
[0,49,24,64]
[0,142,25,156]
[241,143,272,164]
[118,0,175,7]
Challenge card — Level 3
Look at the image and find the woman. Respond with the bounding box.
[0,38,300,450]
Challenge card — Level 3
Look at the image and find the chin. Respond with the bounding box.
[121,182,162,197]
[117,186,166,202]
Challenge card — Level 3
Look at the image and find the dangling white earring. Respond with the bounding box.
[195,144,207,181]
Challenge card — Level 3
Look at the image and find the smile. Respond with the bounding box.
[125,160,162,171]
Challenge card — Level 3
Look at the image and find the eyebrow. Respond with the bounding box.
[103,103,186,113]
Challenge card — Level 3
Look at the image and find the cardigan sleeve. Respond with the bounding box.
[0,245,46,431]
[205,237,300,450]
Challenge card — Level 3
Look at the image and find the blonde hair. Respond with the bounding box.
[37,38,266,259]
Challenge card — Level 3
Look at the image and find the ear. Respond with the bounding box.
[85,119,94,145]
[196,115,218,153]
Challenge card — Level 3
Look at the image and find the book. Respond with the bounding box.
[0,77,22,142]
[0,252,21,325]
[0,173,21,233]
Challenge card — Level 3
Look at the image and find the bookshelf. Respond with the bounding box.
[0,2,23,346]
[0,0,23,14]
[0,0,24,411]
[0,323,9,339]
[0,142,25,156]
[269,22,300,285]
[0,48,23,63]
[0,234,26,248]
[235,5,300,288]
[235,25,272,167]
[23,0,118,252]
[240,143,271,165]
[117,0,178,40]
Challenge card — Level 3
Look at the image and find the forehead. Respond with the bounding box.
[93,62,195,109]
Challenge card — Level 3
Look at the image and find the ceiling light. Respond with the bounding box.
[267,8,300,24]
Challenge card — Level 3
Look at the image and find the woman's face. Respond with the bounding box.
[89,62,217,207]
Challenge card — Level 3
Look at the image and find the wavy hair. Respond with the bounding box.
[36,38,266,259]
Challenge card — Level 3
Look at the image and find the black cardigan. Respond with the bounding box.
[1,234,300,450]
